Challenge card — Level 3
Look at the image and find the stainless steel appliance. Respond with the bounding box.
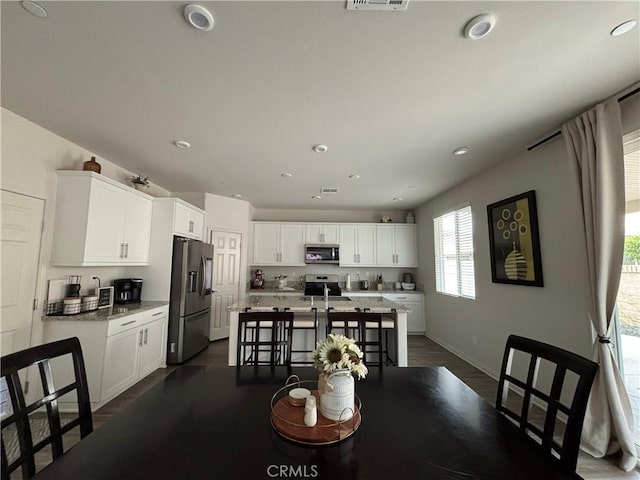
[167,237,214,364]
[113,278,143,304]
[304,274,342,297]
[305,244,340,264]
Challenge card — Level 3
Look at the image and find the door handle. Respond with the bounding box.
[139,330,143,346]
[200,256,206,298]
[143,328,148,345]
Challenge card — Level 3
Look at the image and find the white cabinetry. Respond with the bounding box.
[154,198,204,241]
[305,224,339,244]
[382,293,424,334]
[375,225,417,267]
[339,225,376,266]
[252,223,305,266]
[51,171,152,266]
[44,305,168,411]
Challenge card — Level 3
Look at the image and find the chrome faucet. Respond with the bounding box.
[324,283,329,302]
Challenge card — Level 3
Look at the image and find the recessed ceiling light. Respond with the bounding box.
[349,174,360,179]
[174,140,191,149]
[232,193,242,198]
[312,144,328,153]
[393,197,403,201]
[464,14,496,40]
[311,195,321,200]
[21,1,47,18]
[281,173,293,178]
[452,146,470,155]
[611,20,637,36]
[184,4,214,31]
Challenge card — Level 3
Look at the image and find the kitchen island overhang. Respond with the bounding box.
[228,296,409,367]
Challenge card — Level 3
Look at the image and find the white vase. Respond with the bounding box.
[318,369,355,421]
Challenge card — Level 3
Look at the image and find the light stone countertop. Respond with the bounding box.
[43,301,169,322]
[229,295,409,313]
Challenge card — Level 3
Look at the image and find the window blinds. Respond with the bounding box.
[433,205,475,299]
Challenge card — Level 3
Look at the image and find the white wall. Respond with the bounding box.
[415,94,640,380]
[1,107,171,346]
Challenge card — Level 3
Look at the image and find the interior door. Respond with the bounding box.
[209,230,241,341]
[1,190,44,355]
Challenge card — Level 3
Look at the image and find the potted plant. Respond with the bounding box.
[129,174,150,190]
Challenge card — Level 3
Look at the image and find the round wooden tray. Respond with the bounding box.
[270,380,362,446]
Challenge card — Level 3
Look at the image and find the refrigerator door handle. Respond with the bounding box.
[200,256,206,299]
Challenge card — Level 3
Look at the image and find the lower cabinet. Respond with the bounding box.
[44,305,168,411]
[382,293,425,334]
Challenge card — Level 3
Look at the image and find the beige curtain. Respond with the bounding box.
[562,99,637,471]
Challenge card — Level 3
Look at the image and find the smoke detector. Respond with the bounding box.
[346,0,408,11]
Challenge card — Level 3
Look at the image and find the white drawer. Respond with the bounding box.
[107,312,146,337]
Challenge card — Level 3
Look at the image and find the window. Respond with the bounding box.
[433,205,475,299]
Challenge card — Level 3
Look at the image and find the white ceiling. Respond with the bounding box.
[2,1,639,210]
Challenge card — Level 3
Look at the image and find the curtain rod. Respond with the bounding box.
[527,86,640,152]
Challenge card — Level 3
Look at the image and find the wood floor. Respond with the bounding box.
[22,336,640,479]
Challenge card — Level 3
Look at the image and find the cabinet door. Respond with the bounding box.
[138,315,167,378]
[406,300,425,334]
[122,194,152,263]
[339,225,358,266]
[321,225,339,244]
[189,209,204,241]
[375,225,395,266]
[280,224,305,265]
[356,226,376,266]
[394,225,417,267]
[252,223,280,264]
[174,202,193,238]
[84,181,125,263]
[101,328,141,402]
[305,225,322,243]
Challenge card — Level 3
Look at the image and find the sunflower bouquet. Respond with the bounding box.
[312,334,368,380]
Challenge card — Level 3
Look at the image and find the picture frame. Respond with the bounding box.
[96,286,114,309]
[486,190,544,287]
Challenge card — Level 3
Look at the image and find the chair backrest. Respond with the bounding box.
[237,311,294,367]
[326,311,383,366]
[1,337,93,479]
[495,334,598,472]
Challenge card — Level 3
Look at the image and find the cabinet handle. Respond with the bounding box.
[143,328,148,345]
[125,243,129,258]
[189,220,194,232]
[139,330,144,346]
[121,320,136,327]
[152,311,164,316]
[120,243,124,258]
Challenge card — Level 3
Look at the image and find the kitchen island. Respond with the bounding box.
[228,295,409,367]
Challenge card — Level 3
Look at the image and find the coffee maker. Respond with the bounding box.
[113,278,143,304]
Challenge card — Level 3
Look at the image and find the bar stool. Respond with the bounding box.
[326,311,383,367]
[237,310,294,367]
[290,308,318,365]
[379,313,397,366]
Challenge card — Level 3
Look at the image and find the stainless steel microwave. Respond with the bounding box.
[305,244,340,264]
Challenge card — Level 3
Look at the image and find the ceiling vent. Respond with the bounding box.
[320,187,340,194]
[346,0,408,11]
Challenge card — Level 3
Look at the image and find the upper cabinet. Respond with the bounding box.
[252,223,305,266]
[51,172,153,266]
[154,198,204,241]
[305,224,339,244]
[339,225,376,266]
[376,225,417,267]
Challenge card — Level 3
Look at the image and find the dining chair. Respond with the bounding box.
[326,311,384,366]
[495,334,598,472]
[237,311,294,367]
[1,337,93,480]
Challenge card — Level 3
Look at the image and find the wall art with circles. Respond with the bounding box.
[486,190,544,287]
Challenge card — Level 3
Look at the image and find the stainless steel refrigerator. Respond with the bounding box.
[167,236,214,364]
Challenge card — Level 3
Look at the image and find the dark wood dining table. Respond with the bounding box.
[33,366,582,480]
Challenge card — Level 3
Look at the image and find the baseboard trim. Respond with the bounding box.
[424,332,500,382]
